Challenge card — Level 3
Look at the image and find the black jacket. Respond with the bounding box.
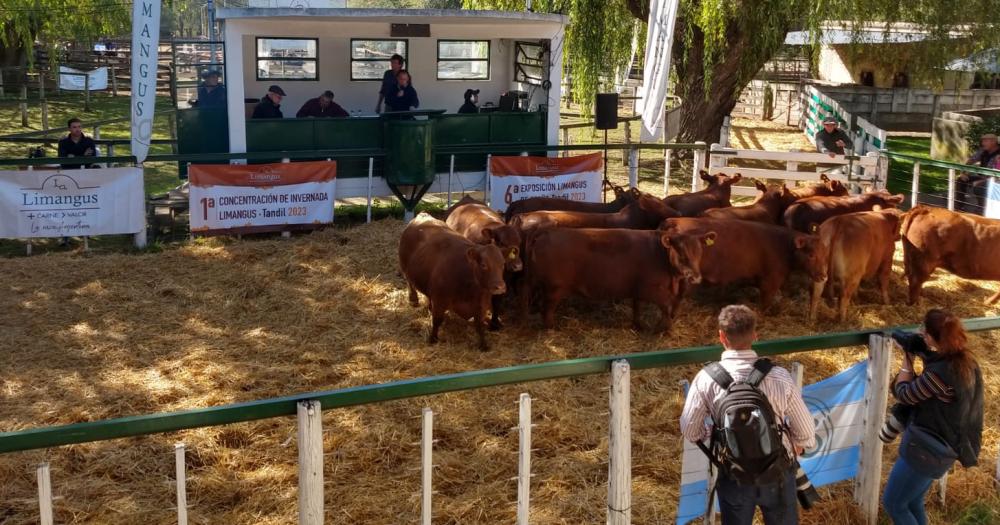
[385,85,419,112]
[252,96,283,119]
[196,84,227,108]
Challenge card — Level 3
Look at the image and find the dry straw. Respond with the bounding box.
[0,219,997,524]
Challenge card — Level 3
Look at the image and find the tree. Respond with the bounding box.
[0,0,130,68]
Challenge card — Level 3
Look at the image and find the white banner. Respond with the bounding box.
[131,0,162,164]
[0,168,145,238]
[639,0,681,142]
[58,66,108,91]
[986,178,1000,219]
[488,153,603,213]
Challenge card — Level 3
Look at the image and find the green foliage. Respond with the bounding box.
[965,117,1000,153]
[0,0,130,65]
[954,501,998,525]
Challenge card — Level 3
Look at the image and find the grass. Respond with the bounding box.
[885,136,950,201]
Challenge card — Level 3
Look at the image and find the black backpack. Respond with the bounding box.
[696,358,790,485]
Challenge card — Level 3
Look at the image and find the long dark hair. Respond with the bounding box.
[924,309,977,385]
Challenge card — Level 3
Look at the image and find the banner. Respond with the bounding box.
[0,167,145,238]
[58,66,108,91]
[188,161,336,235]
[488,153,603,213]
[986,178,1000,219]
[131,0,162,164]
[638,0,681,141]
[676,361,868,525]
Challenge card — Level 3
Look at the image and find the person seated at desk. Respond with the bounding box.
[57,118,98,169]
[195,69,227,108]
[384,70,419,112]
[458,89,479,114]
[376,54,405,114]
[252,85,286,119]
[297,90,349,118]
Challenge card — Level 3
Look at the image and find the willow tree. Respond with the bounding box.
[0,0,130,68]
[469,0,1000,144]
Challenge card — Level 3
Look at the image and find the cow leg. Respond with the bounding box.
[838,277,861,322]
[878,257,893,305]
[986,289,1000,305]
[474,312,490,351]
[408,281,419,307]
[808,279,828,321]
[542,290,566,330]
[428,302,444,344]
[655,301,674,333]
[631,299,643,331]
[758,276,783,312]
[903,240,934,305]
[489,294,504,331]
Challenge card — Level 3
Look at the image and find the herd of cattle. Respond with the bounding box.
[397,172,1000,350]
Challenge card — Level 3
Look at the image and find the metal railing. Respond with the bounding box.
[882,150,1000,213]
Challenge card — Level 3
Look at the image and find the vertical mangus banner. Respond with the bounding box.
[488,153,603,213]
[188,161,337,236]
[131,0,162,163]
[639,0,680,142]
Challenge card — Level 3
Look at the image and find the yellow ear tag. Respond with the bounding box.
[508,251,517,260]
[705,238,715,246]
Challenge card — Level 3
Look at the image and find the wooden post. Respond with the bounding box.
[37,462,54,525]
[622,120,631,166]
[719,116,731,148]
[937,473,948,506]
[911,162,921,208]
[855,334,892,525]
[20,84,28,127]
[41,100,49,131]
[517,393,532,525]
[608,360,631,525]
[39,71,45,100]
[176,443,188,525]
[84,73,91,111]
[691,142,707,192]
[297,400,324,525]
[0,69,5,96]
[627,148,638,189]
[791,362,804,388]
[663,149,672,197]
[111,66,118,97]
[947,168,956,211]
[421,407,433,525]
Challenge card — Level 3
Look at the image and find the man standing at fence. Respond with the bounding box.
[958,133,1000,213]
[195,70,227,108]
[57,118,97,170]
[815,116,853,157]
[680,305,816,525]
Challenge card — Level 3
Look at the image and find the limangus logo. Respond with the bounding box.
[248,167,282,183]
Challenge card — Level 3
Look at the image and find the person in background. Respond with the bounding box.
[195,69,227,108]
[375,54,405,114]
[814,116,852,157]
[384,70,419,112]
[458,88,480,114]
[296,90,349,118]
[958,133,1000,213]
[57,118,98,170]
[252,85,286,119]
[882,309,984,525]
[680,305,815,525]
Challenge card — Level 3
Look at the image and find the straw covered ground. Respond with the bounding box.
[1,218,999,524]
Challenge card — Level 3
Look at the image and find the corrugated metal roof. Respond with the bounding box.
[945,49,1000,73]
[785,29,931,46]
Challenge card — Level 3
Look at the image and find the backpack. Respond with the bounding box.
[696,358,790,485]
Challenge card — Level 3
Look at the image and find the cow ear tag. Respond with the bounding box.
[705,238,714,246]
[508,251,517,260]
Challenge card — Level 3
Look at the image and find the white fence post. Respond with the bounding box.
[938,472,948,506]
[608,360,631,525]
[791,362,804,388]
[366,157,374,224]
[37,462,54,525]
[485,154,492,206]
[297,400,324,525]
[911,162,921,208]
[447,155,455,208]
[627,148,638,189]
[663,148,672,197]
[855,334,892,525]
[517,393,532,525]
[421,407,433,525]
[562,127,570,158]
[947,168,957,211]
[719,116,730,148]
[691,142,707,191]
[176,443,188,525]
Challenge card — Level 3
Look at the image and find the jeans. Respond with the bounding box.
[717,468,797,525]
[882,456,935,525]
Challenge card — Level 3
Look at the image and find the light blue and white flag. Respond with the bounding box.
[676,361,868,525]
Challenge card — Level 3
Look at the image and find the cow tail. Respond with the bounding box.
[900,205,926,239]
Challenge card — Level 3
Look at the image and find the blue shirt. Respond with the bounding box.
[385,84,420,112]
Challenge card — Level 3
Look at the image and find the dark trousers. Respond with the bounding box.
[717,468,798,525]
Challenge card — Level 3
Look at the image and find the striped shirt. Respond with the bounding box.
[680,349,817,453]
[893,371,954,405]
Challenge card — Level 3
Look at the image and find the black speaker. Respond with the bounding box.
[595,93,619,130]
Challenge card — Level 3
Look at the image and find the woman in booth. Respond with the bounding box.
[384,70,419,112]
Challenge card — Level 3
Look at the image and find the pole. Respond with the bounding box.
[41,100,49,131]
[84,73,91,112]
[366,157,374,224]
[947,168,956,211]
[37,463,54,525]
[517,393,532,525]
[421,407,433,525]
[448,155,455,208]
[855,334,892,525]
[20,85,28,127]
[663,149,672,197]
[627,148,638,189]
[911,162,921,208]
[608,360,631,525]
[111,65,118,97]
[691,142,707,191]
[176,443,188,525]
[297,400,324,525]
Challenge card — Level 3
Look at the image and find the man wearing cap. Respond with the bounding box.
[458,89,480,114]
[815,116,853,157]
[958,133,1000,213]
[252,85,286,119]
[195,70,227,108]
[296,90,349,118]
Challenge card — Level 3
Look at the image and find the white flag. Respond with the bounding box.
[131,0,162,163]
[639,0,680,142]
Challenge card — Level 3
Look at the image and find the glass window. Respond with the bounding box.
[515,41,546,86]
[437,40,490,80]
[351,39,408,81]
[256,38,318,81]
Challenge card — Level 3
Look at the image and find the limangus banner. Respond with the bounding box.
[489,153,603,213]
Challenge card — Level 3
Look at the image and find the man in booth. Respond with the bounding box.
[252,85,286,119]
[296,90,349,118]
[195,70,227,108]
[458,89,480,114]
[375,54,404,114]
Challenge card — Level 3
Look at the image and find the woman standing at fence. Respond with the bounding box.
[881,309,984,525]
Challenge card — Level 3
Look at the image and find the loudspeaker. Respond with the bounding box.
[595,93,619,130]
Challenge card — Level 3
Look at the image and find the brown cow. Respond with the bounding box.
[788,174,850,199]
[511,193,679,234]
[660,218,828,311]
[811,209,903,321]
[522,227,715,331]
[504,185,640,222]
[701,180,798,224]
[782,190,905,233]
[399,213,507,350]
[902,206,1000,305]
[446,195,523,272]
[663,171,743,216]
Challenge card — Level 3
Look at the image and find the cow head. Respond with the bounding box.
[660,231,716,284]
[778,185,800,209]
[467,244,507,295]
[481,225,523,272]
[637,193,681,225]
[869,190,906,210]
[753,179,768,193]
[793,234,829,283]
[828,179,849,196]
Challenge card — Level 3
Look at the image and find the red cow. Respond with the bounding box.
[522,227,715,331]
[701,180,798,224]
[504,185,640,222]
[659,218,828,311]
[811,209,903,321]
[901,206,1000,305]
[663,171,743,216]
[399,213,507,350]
[788,174,850,199]
[511,193,679,234]
[446,195,522,272]
[782,190,905,233]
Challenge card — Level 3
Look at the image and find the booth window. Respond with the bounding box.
[437,40,490,80]
[256,38,318,81]
[515,41,546,86]
[351,39,408,81]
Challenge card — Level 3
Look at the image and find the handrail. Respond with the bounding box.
[882,150,1000,178]
[434,142,706,155]
[1,315,998,454]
